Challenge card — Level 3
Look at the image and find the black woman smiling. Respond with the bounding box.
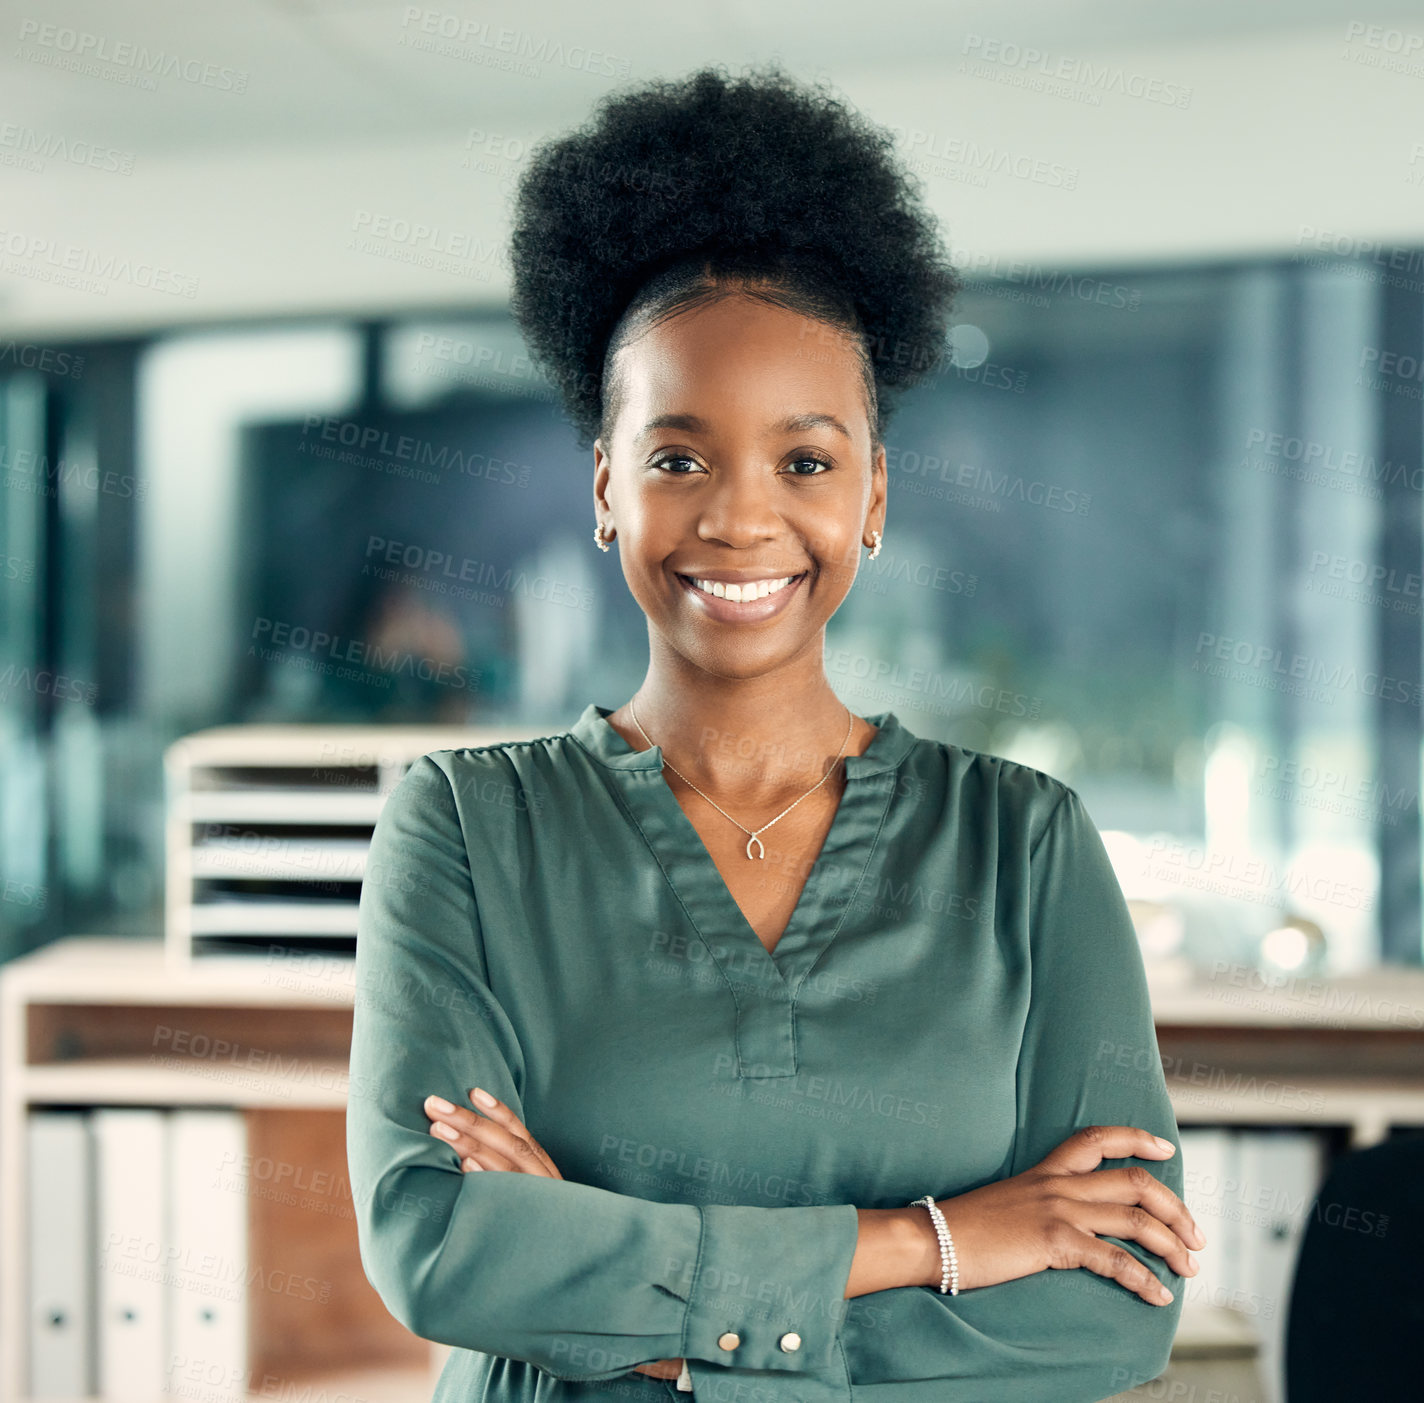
[346,62,1201,1403]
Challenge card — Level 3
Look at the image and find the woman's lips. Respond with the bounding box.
[675,572,807,622]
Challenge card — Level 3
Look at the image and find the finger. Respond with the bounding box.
[633,1359,685,1380]
[438,1130,526,1174]
[1049,1222,1176,1306]
[1068,1200,1198,1278]
[1037,1125,1178,1177]
[427,1116,546,1175]
[423,1096,556,1177]
[1067,1163,1206,1252]
[465,1087,563,1180]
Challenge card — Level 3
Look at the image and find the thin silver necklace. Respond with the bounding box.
[628,697,856,860]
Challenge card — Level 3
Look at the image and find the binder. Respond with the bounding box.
[26,1111,94,1398]
[1237,1129,1325,1403]
[1177,1126,1239,1317]
[167,1110,249,1396]
[93,1108,168,1399]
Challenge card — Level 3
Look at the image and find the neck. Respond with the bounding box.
[616,654,863,806]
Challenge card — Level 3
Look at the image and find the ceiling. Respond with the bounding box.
[3,0,1423,337]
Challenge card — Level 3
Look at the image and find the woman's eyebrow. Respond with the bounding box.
[778,411,851,440]
[635,410,851,442]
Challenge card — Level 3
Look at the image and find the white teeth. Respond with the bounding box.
[690,575,795,602]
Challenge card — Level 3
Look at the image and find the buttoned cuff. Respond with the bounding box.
[677,1202,860,1375]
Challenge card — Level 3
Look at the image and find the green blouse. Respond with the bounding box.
[346,703,1184,1403]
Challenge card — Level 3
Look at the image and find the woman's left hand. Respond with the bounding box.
[422,1088,686,1382]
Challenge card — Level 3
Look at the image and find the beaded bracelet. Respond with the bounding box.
[909,1195,960,1295]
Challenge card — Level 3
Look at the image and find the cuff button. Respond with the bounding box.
[717,1331,741,1351]
[779,1331,802,1352]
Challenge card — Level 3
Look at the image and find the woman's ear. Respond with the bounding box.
[593,443,611,516]
[870,439,888,530]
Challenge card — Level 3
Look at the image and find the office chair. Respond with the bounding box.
[1284,1129,1424,1399]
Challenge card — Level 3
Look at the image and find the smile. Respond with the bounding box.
[675,572,808,621]
[688,575,796,601]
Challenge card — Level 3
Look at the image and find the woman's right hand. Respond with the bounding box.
[929,1125,1205,1305]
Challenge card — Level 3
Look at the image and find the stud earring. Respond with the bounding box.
[594,522,613,552]
[867,530,882,560]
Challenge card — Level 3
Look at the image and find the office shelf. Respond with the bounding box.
[7,935,1422,1402]
[1,937,446,1402]
[163,722,548,965]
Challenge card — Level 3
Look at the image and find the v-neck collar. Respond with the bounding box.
[568,701,920,1078]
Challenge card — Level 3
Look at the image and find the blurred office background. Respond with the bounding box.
[4,1,1423,976]
[2,5,1424,1399]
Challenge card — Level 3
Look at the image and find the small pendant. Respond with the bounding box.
[745,832,765,860]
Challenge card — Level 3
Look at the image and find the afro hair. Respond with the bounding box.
[507,61,962,451]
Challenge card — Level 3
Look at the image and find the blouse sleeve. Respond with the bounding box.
[840,784,1185,1401]
[345,754,862,1385]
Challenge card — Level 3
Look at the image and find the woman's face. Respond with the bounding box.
[593,291,887,682]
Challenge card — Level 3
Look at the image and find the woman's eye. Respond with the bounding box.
[653,455,702,474]
[650,454,832,475]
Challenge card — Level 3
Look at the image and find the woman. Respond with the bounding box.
[346,63,1202,1403]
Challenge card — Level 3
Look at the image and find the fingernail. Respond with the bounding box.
[1159,1287,1174,1303]
[462,1158,482,1172]
[472,1087,497,1108]
[1154,1137,1175,1153]
[432,1122,458,1140]
[427,1095,454,1113]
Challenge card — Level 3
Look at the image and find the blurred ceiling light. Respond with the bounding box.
[946,323,989,369]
